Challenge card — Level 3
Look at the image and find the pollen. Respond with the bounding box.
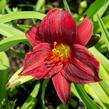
[52,42,71,62]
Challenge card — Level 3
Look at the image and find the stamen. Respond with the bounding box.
[52,42,71,62]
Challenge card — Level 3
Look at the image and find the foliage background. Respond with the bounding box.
[0,0,109,109]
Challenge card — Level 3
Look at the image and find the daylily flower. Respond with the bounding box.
[21,8,100,104]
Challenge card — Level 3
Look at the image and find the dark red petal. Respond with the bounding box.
[44,63,63,78]
[39,8,76,44]
[26,25,41,46]
[21,42,63,79]
[23,43,51,69]
[21,43,51,75]
[72,44,99,73]
[22,61,62,79]
[62,44,100,84]
[75,17,93,45]
[52,72,71,104]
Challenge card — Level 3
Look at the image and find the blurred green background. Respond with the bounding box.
[0,0,109,109]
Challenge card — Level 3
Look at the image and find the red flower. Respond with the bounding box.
[21,8,101,104]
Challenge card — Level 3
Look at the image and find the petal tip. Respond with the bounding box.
[76,16,94,45]
[39,8,76,44]
[26,25,40,46]
[52,73,71,104]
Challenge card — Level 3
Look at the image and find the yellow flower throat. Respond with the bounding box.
[52,42,71,62]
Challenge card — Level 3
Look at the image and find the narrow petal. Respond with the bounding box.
[23,43,51,70]
[75,17,93,45]
[22,61,62,79]
[26,25,41,46]
[39,8,76,44]
[52,72,71,104]
[21,43,51,76]
[44,63,63,78]
[72,44,99,73]
[62,44,100,84]
[21,42,63,79]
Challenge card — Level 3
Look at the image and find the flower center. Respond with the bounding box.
[52,42,71,62]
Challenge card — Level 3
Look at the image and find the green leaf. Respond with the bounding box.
[0,0,7,12]
[84,84,107,109]
[97,15,109,50]
[84,0,109,18]
[89,47,109,73]
[94,15,109,34]
[0,69,9,104]
[72,84,101,109]
[99,65,109,88]
[5,100,16,109]
[0,52,9,103]
[41,79,49,109]
[86,47,109,108]
[0,52,9,70]
[78,1,87,15]
[35,0,45,11]
[102,15,109,28]
[56,104,68,109]
[69,99,78,108]
[85,79,109,109]
[63,0,71,14]
[93,2,109,21]
[0,11,45,23]
[0,35,26,52]
[21,82,40,109]
[0,24,24,37]
[94,35,107,52]
[89,83,109,106]
[7,67,33,89]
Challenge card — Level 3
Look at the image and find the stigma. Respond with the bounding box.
[52,42,71,62]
